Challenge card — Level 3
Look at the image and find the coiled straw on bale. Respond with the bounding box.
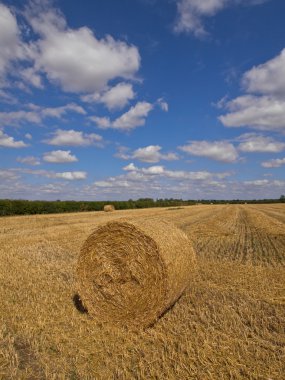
[103,204,115,212]
[76,217,196,328]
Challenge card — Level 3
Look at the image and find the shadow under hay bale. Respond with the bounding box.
[103,205,115,212]
[76,217,196,328]
[72,294,88,314]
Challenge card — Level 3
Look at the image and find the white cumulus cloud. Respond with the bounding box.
[0,169,20,181]
[219,95,285,132]
[142,165,165,175]
[261,158,285,168]
[242,48,285,97]
[0,130,28,148]
[119,162,230,180]
[0,4,23,85]
[45,129,102,146]
[237,133,285,153]
[179,140,239,162]
[43,150,78,163]
[92,163,233,200]
[123,163,138,171]
[219,48,285,133]
[24,1,140,93]
[17,156,40,165]
[90,101,154,131]
[132,145,178,163]
[54,171,86,180]
[81,83,136,110]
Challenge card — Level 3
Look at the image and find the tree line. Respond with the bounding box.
[0,196,284,216]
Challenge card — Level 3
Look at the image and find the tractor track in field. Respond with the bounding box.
[176,205,285,266]
[248,204,285,225]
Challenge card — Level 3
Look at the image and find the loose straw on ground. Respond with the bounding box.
[76,217,196,328]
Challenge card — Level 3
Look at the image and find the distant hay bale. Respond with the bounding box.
[103,204,115,212]
[76,217,196,328]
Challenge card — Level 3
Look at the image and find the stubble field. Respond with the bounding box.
[0,204,285,379]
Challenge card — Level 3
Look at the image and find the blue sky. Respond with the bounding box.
[1,0,285,200]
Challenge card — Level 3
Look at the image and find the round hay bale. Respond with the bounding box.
[76,217,196,328]
[103,204,115,212]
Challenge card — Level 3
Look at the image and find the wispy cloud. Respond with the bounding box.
[22,168,87,180]
[261,157,285,168]
[174,0,269,37]
[17,156,40,165]
[0,103,86,127]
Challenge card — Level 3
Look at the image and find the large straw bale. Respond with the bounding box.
[103,204,115,212]
[76,217,196,328]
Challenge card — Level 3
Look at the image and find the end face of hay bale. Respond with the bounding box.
[103,205,115,212]
[77,218,196,328]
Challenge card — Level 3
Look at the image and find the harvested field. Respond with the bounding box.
[179,205,285,265]
[0,205,285,379]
